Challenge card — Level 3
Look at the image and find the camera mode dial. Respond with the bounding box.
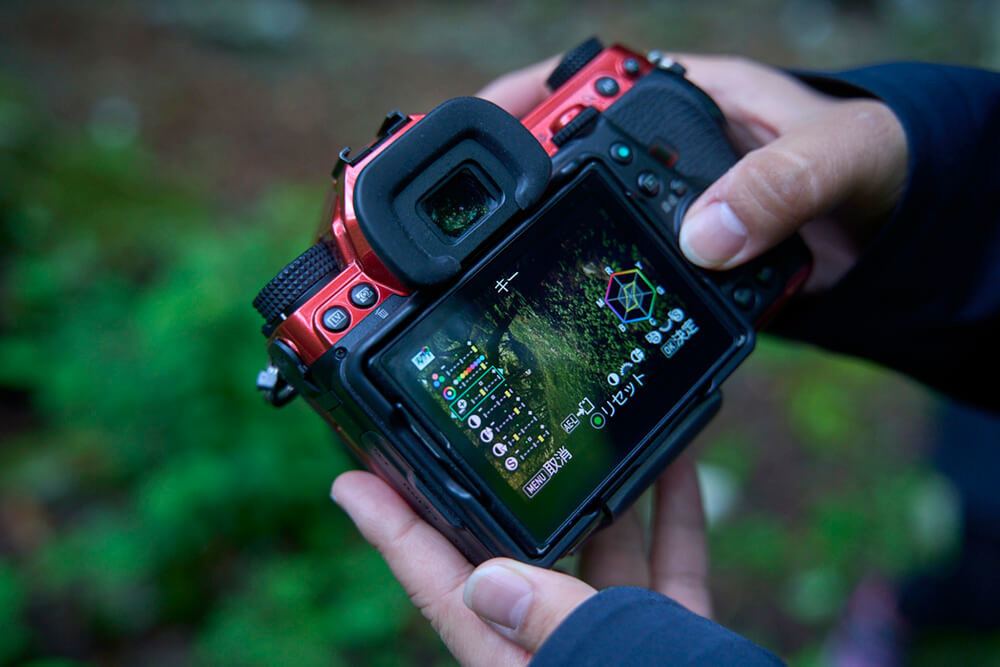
[253,242,342,324]
[546,37,604,90]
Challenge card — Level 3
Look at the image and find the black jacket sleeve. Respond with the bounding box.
[533,62,1000,665]
[773,63,1000,412]
[530,587,782,666]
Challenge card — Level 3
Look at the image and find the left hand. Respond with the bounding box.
[331,456,710,666]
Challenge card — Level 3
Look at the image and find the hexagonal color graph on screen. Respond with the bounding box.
[604,269,656,324]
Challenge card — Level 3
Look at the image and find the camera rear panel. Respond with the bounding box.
[544,67,812,330]
[253,40,812,567]
[370,165,753,549]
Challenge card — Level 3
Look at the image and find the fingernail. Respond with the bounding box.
[464,564,533,631]
[680,201,748,267]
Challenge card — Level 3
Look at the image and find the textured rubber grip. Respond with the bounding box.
[603,69,736,187]
[253,242,341,323]
[603,68,812,324]
[546,37,604,90]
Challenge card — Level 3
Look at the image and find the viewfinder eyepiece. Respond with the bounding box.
[352,97,551,288]
[422,166,499,238]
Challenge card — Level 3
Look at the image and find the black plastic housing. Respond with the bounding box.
[259,46,811,567]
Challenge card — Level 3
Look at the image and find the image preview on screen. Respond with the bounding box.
[381,170,743,543]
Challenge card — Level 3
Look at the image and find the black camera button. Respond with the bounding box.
[730,284,757,311]
[669,179,688,196]
[622,58,642,78]
[595,76,620,97]
[609,142,633,164]
[755,266,776,287]
[322,306,351,332]
[636,171,662,197]
[550,158,585,188]
[267,339,313,396]
[350,283,379,309]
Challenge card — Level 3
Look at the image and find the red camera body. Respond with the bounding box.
[254,40,810,565]
[270,45,658,370]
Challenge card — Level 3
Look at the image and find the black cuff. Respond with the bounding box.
[531,587,783,666]
[774,64,1000,412]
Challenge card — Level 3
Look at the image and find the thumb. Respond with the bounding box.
[463,557,597,654]
[679,99,907,270]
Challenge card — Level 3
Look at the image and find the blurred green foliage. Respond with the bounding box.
[0,79,443,665]
[2,0,999,663]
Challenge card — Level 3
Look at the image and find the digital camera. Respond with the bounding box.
[253,39,811,567]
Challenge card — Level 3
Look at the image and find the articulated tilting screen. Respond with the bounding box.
[382,170,743,542]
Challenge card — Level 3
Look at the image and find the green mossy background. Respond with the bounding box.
[2,1,998,664]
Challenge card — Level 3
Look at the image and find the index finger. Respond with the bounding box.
[649,457,713,619]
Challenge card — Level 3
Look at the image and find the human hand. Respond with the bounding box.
[477,52,909,291]
[331,457,709,666]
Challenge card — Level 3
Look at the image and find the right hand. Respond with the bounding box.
[673,55,908,290]
[479,53,910,292]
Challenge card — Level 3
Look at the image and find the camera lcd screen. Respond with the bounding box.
[379,169,746,544]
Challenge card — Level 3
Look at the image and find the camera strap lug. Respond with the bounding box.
[256,364,299,407]
[333,111,411,180]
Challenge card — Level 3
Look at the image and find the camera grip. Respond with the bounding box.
[604,68,738,188]
[602,66,812,326]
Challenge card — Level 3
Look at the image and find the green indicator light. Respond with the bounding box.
[610,143,633,164]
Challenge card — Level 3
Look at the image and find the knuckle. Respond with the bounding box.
[826,100,907,197]
[384,513,422,553]
[515,586,591,649]
[411,569,468,626]
[655,569,707,593]
[842,100,907,164]
[718,54,772,82]
[517,603,557,646]
[826,100,898,150]
[737,147,824,225]
[724,54,756,72]
[709,53,751,70]
[841,99,896,133]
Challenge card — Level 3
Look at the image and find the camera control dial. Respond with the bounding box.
[546,37,604,90]
[253,242,342,324]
